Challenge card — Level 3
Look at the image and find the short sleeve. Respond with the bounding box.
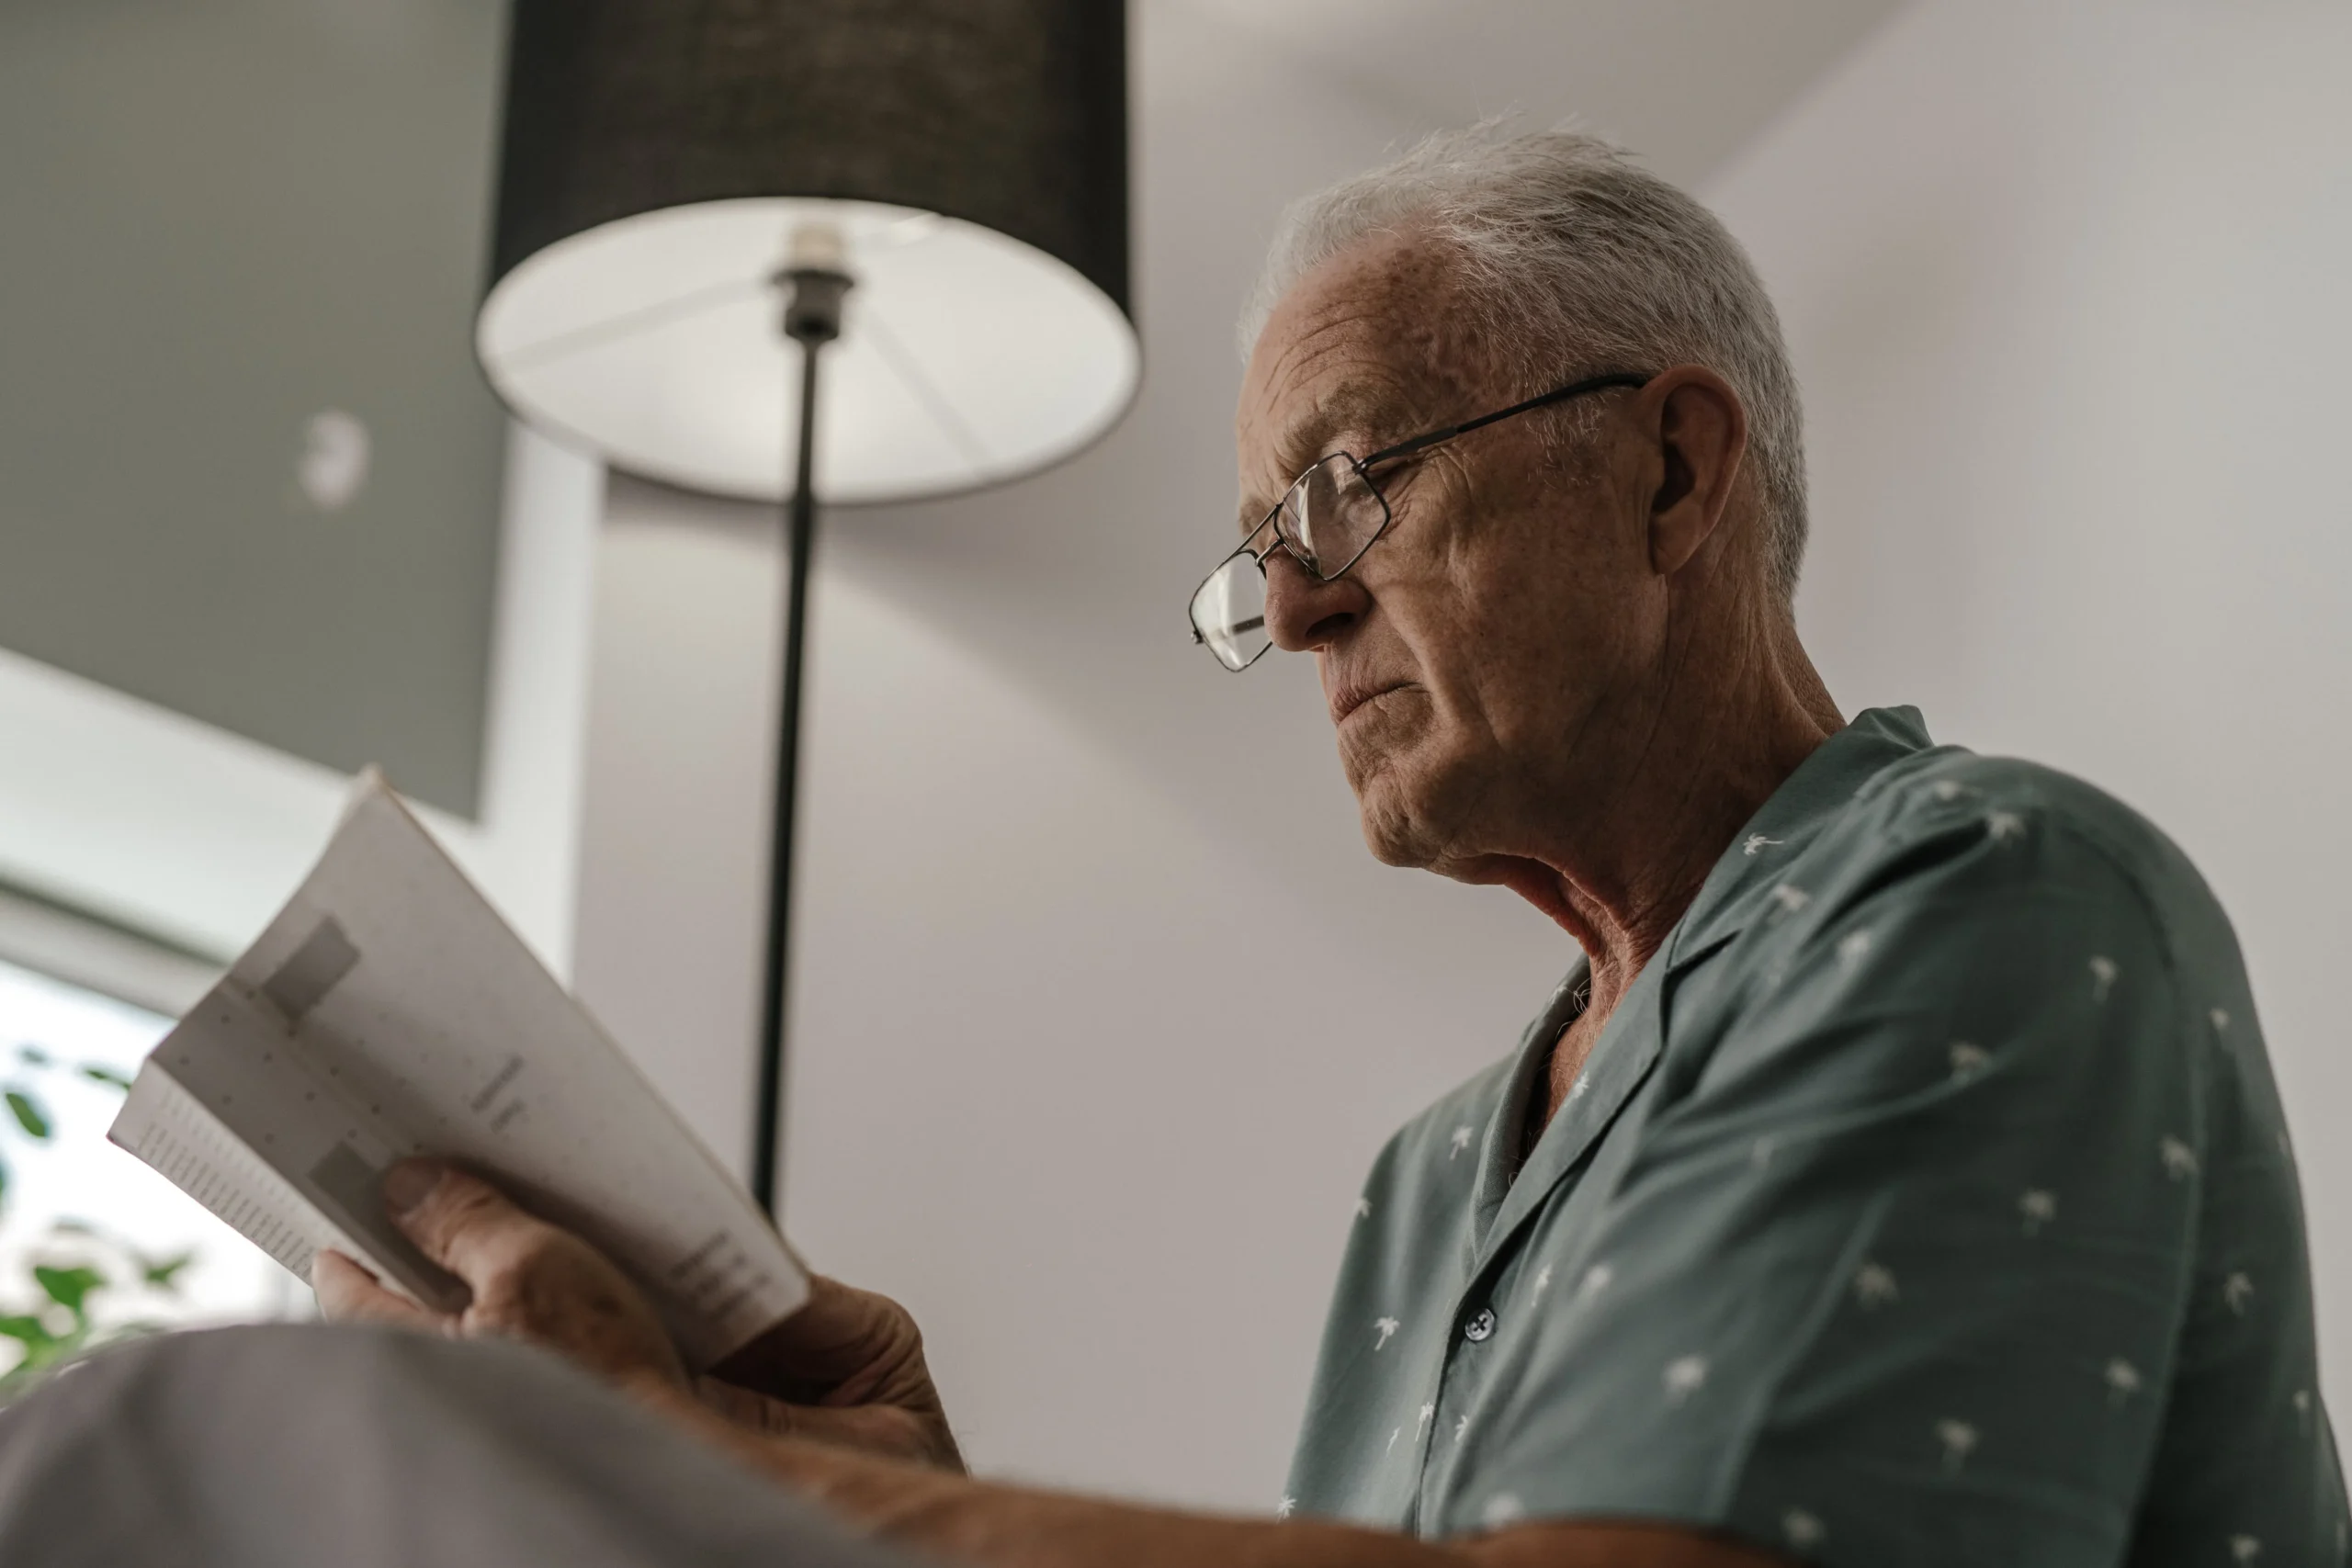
[1465,813,2205,1565]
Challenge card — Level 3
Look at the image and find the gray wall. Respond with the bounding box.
[0,0,510,816]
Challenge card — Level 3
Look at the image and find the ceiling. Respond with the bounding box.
[1168,0,1906,187]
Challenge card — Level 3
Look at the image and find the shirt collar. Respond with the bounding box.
[1461,706,1936,1270]
[1453,707,1935,1275]
[1667,704,1937,963]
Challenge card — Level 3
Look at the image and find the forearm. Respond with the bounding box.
[775,1451,1455,1568]
[630,1380,1458,1568]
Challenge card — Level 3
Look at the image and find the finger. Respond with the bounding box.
[695,1375,788,1431]
[312,1248,438,1329]
[383,1161,560,1286]
[719,1274,906,1388]
[694,1380,939,1462]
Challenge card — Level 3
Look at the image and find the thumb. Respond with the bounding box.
[312,1248,439,1330]
[382,1160,555,1287]
[718,1274,910,1392]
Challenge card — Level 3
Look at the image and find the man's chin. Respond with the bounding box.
[1351,766,1459,871]
[1340,711,1480,869]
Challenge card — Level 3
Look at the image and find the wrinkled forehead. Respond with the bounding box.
[1237,326,1420,523]
[1236,231,1478,520]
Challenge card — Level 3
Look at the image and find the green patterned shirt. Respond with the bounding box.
[1286,707,2344,1564]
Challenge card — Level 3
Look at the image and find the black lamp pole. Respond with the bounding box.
[751,258,853,1216]
[481,0,1133,1220]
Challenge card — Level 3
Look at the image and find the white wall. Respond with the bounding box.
[1710,0,2352,1417]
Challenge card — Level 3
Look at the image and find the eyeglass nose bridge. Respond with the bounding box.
[1258,459,1352,581]
[1218,505,1313,591]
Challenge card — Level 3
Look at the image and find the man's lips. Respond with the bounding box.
[1329,679,1412,724]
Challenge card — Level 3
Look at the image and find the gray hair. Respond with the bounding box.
[1241,122,1809,602]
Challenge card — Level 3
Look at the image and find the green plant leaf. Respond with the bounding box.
[32,1265,104,1319]
[15,1044,50,1067]
[0,1151,9,1211]
[77,1065,133,1092]
[4,1090,51,1141]
[141,1253,194,1292]
[0,1315,56,1350]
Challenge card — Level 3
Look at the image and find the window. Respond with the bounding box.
[0,955,300,1385]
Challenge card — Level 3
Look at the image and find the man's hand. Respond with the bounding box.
[699,1275,964,1472]
[312,1160,685,1398]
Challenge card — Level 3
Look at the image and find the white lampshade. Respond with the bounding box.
[478,197,1138,504]
[475,0,1136,506]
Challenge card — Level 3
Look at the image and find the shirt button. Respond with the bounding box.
[1463,1306,1497,1343]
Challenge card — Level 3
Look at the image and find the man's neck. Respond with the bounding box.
[1503,614,1839,1120]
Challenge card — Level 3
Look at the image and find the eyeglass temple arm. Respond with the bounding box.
[1359,371,1653,468]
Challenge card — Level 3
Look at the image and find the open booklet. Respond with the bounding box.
[107,772,808,1370]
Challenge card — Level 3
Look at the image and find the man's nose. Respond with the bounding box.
[1261,547,1369,652]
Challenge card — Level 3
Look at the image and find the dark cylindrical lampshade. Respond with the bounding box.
[477,0,1136,503]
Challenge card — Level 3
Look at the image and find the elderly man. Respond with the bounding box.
[9,126,2340,1567]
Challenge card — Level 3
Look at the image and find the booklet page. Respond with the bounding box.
[112,773,808,1368]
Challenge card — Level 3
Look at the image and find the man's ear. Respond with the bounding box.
[1641,367,1748,579]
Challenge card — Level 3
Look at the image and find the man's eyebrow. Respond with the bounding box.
[1250,385,1411,491]
[1239,385,1416,525]
[1285,384,1411,466]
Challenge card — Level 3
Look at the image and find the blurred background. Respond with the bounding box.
[0,0,2344,1507]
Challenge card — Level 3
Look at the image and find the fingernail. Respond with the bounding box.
[382,1160,444,1215]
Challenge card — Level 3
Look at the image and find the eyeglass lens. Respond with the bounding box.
[1189,456,1389,671]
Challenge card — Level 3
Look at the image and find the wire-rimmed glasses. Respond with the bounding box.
[1188,370,1653,671]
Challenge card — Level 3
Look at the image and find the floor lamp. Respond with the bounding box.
[472,0,1137,1214]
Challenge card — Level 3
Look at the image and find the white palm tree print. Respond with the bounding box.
[1781,1510,1826,1550]
[1852,1261,1899,1310]
[1663,1356,1708,1405]
[1986,809,2026,843]
[2230,1535,2261,1563]
[2224,1272,2255,1315]
[1743,834,1782,856]
[1449,1124,1476,1160]
[1935,1419,1978,1472]
[1949,1042,1991,1082]
[2160,1136,2199,1180]
[2019,1190,2057,1235]
[2104,1358,2141,1404]
[2088,954,2119,1002]
[1373,1316,1400,1350]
